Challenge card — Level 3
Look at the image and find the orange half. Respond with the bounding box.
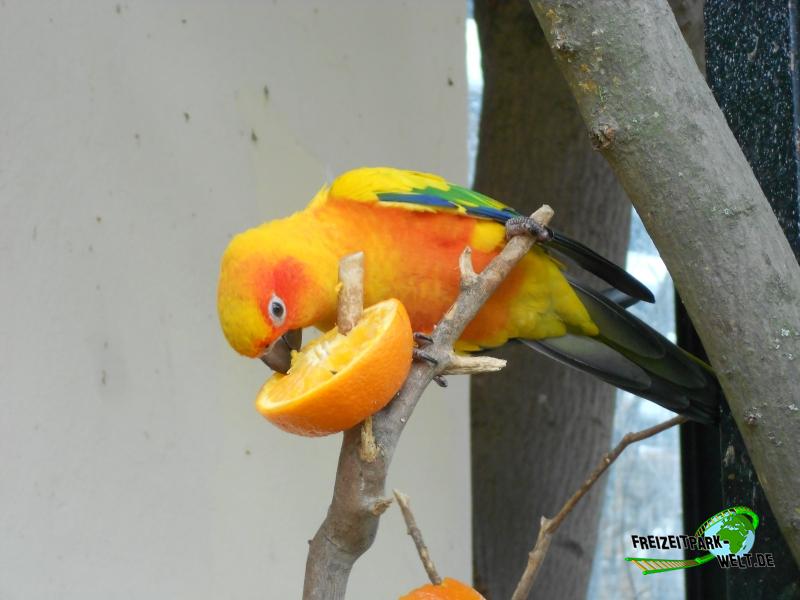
[256,298,413,436]
[399,578,486,600]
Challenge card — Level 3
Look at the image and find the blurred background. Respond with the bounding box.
[1,1,685,598]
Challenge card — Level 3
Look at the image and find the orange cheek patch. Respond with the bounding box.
[271,257,331,331]
[272,257,308,312]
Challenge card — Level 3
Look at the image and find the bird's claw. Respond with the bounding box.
[412,348,438,366]
[413,333,442,382]
[413,332,434,346]
[505,216,552,242]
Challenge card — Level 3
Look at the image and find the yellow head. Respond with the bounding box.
[217,220,334,363]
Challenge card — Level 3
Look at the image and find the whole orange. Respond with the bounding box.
[399,577,485,600]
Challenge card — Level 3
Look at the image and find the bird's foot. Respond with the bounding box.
[413,332,434,346]
[412,348,438,366]
[412,332,446,386]
[505,216,553,242]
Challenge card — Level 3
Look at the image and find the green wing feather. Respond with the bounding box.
[376,184,521,222]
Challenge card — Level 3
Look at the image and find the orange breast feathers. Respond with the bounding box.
[309,200,597,351]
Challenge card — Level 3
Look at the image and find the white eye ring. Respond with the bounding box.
[267,294,286,327]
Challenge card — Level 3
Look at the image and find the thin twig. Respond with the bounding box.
[359,416,379,462]
[442,353,506,375]
[302,207,553,600]
[393,489,442,585]
[510,414,688,600]
[532,205,555,228]
[337,251,364,335]
[336,252,377,462]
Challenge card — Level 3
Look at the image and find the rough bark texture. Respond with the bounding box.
[470,2,631,598]
[668,0,705,73]
[703,3,800,597]
[529,0,800,564]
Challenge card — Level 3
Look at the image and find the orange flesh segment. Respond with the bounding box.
[262,301,395,406]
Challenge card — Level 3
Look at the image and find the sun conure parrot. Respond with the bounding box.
[217,167,719,423]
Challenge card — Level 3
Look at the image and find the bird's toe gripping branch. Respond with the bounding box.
[412,347,438,365]
[505,215,554,242]
[412,334,448,387]
[413,332,434,346]
[411,334,507,388]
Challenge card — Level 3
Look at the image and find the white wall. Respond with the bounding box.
[0,2,469,598]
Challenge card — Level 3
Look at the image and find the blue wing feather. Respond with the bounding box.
[376,185,521,223]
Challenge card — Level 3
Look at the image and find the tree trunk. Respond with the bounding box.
[470,2,630,598]
[528,0,800,565]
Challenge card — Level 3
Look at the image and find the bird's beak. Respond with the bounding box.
[260,329,303,374]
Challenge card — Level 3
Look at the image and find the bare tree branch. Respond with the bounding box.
[393,489,442,585]
[359,416,379,463]
[302,207,553,600]
[528,0,800,563]
[511,415,688,600]
[335,252,380,463]
[442,354,507,375]
[337,251,364,335]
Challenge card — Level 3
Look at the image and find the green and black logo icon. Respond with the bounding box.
[625,506,775,575]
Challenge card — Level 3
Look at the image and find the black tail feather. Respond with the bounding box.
[544,229,656,304]
[519,281,720,424]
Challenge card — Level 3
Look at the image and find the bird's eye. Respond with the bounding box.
[268,294,286,327]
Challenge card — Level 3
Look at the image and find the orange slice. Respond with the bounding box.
[256,298,413,436]
[399,578,486,600]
